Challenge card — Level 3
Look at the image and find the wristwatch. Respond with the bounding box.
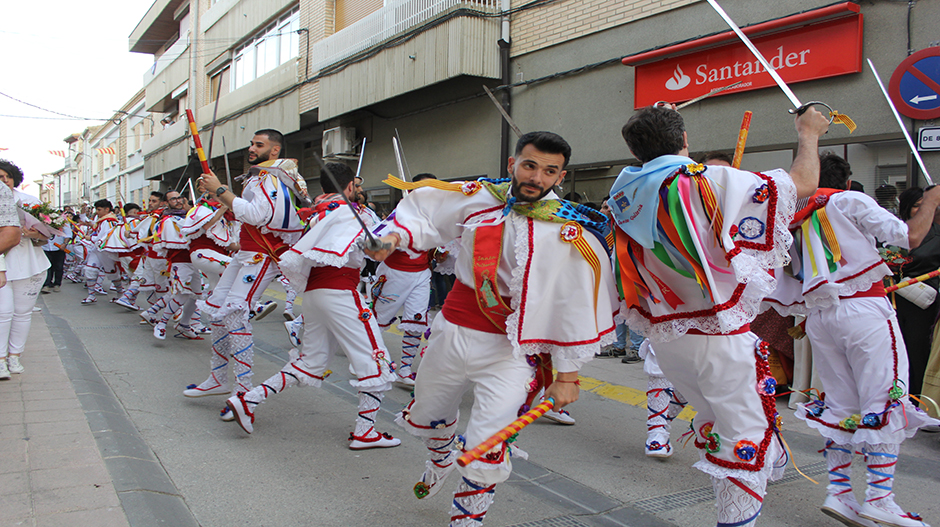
[216,186,228,197]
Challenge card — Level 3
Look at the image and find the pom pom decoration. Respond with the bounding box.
[759,376,777,396]
[705,432,721,453]
[862,413,881,428]
[734,440,758,461]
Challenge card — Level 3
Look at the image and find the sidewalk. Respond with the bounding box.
[0,311,128,527]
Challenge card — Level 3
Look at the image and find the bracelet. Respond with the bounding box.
[554,379,580,385]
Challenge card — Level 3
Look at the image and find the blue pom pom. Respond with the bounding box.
[862,413,880,427]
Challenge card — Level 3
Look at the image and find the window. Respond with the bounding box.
[232,8,300,90]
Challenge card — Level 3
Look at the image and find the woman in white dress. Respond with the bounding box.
[0,160,50,378]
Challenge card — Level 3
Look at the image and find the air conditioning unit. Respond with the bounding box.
[322,126,357,157]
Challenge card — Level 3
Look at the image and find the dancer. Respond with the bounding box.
[366,131,617,525]
[80,200,121,305]
[609,105,830,526]
[185,130,306,414]
[227,162,399,449]
[372,173,438,386]
[766,154,937,527]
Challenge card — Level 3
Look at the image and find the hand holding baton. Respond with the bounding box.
[885,269,940,293]
[457,398,554,467]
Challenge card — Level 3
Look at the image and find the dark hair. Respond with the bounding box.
[94,199,113,211]
[514,131,572,169]
[700,152,733,165]
[124,203,141,215]
[819,153,853,190]
[0,159,24,187]
[413,173,437,182]
[849,180,865,193]
[320,162,355,194]
[255,129,284,149]
[875,183,897,201]
[898,187,929,221]
[621,106,685,163]
[150,191,165,200]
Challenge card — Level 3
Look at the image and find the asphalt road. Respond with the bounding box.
[33,281,940,527]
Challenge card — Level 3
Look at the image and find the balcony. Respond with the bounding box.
[311,0,498,73]
[143,32,190,112]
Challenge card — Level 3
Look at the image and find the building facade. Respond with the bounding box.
[123,0,938,212]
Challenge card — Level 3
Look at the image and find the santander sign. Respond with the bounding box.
[624,4,863,109]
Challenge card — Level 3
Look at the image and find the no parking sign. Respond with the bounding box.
[889,47,940,120]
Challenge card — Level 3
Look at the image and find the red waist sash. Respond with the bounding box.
[240,224,288,261]
[442,280,513,334]
[306,266,360,292]
[384,249,430,273]
[841,281,886,299]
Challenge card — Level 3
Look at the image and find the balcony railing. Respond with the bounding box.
[310,0,499,74]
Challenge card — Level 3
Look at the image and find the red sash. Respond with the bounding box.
[306,266,360,292]
[470,224,514,333]
[842,281,886,299]
[442,281,512,334]
[240,224,288,261]
[385,249,430,272]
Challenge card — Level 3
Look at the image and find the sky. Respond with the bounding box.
[0,0,156,197]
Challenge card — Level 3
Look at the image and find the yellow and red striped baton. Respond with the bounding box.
[731,111,752,169]
[885,269,940,293]
[457,398,554,467]
[185,109,211,175]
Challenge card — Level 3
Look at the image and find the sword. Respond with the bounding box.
[704,0,834,120]
[355,138,366,180]
[221,137,232,188]
[483,84,523,137]
[311,152,390,251]
[676,81,743,109]
[867,59,933,186]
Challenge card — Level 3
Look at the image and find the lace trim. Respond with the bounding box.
[692,440,783,486]
[348,369,395,391]
[624,173,796,343]
[259,224,303,245]
[769,264,889,317]
[397,320,429,334]
[506,214,530,360]
[198,298,249,321]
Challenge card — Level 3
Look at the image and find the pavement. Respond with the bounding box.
[1,280,939,527]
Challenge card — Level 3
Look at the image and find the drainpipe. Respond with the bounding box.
[498,0,511,178]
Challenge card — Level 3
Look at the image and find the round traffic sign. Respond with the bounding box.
[889,47,940,120]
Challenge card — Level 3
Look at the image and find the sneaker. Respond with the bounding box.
[219,406,236,421]
[413,451,458,499]
[645,435,673,458]
[348,431,401,450]
[822,495,879,527]
[81,295,97,305]
[252,301,278,321]
[7,355,24,374]
[192,323,211,334]
[226,393,255,434]
[595,346,626,358]
[183,377,231,397]
[41,286,52,294]
[174,324,203,340]
[284,319,303,347]
[859,499,929,527]
[0,360,10,380]
[114,297,141,311]
[53,286,60,292]
[544,408,576,425]
[139,313,157,326]
[92,286,107,296]
[171,309,183,323]
[621,348,642,363]
[283,310,295,321]
[153,323,167,340]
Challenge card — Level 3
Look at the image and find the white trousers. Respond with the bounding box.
[396,315,532,485]
[372,265,431,333]
[802,297,938,445]
[0,272,45,358]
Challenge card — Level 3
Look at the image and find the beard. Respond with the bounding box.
[510,178,553,203]
[248,150,270,165]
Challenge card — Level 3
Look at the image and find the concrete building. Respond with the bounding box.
[127,0,939,212]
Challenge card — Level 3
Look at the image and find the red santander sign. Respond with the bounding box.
[623,3,863,109]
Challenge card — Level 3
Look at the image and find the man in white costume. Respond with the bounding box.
[371,172,440,386]
[367,131,618,525]
[226,162,400,449]
[766,153,938,527]
[609,105,830,527]
[186,130,306,415]
[80,200,122,305]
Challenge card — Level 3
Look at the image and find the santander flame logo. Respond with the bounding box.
[665,65,691,91]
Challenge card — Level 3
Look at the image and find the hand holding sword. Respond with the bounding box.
[702,0,855,133]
